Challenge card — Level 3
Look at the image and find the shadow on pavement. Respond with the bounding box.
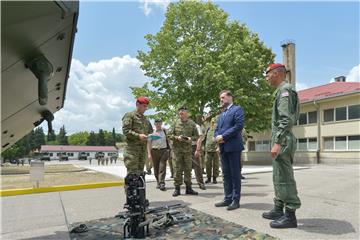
[242,192,268,197]
[240,203,274,211]
[298,218,356,235]
[22,231,69,240]
[242,184,269,187]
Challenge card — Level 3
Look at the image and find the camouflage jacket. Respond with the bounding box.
[122,110,152,147]
[204,127,217,152]
[272,81,300,144]
[168,119,199,152]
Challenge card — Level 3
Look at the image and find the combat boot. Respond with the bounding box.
[212,177,217,184]
[270,209,297,228]
[205,178,211,184]
[185,186,198,195]
[172,186,180,197]
[262,205,284,220]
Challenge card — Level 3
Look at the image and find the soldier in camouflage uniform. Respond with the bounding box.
[204,118,220,184]
[122,97,152,174]
[263,63,301,228]
[168,106,199,197]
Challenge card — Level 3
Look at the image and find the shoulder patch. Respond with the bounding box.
[281,91,289,97]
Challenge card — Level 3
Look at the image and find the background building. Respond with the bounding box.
[244,79,360,164]
[40,145,118,161]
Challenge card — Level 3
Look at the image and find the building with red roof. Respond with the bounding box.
[244,78,360,164]
[40,145,118,161]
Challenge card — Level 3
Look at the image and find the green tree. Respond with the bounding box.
[112,127,116,146]
[134,0,274,131]
[33,127,46,150]
[68,131,90,146]
[86,131,97,146]
[57,125,69,145]
[1,144,20,161]
[47,130,57,142]
[97,129,106,146]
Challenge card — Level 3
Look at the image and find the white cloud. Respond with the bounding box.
[296,82,309,91]
[346,64,360,82]
[329,64,360,83]
[139,0,170,16]
[42,55,150,134]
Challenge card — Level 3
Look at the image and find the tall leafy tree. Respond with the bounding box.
[86,131,97,146]
[34,127,46,149]
[97,129,106,146]
[57,125,69,145]
[112,127,116,146]
[68,131,90,146]
[47,130,57,142]
[134,0,274,132]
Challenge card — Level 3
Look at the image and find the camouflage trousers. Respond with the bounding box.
[192,145,204,185]
[205,151,220,179]
[123,145,146,174]
[173,150,193,187]
[272,133,301,210]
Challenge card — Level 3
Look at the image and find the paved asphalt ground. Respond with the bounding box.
[1,164,359,240]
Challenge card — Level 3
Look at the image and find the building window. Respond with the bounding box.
[308,138,318,150]
[324,136,360,151]
[308,111,317,124]
[324,109,334,122]
[263,140,270,151]
[299,113,307,125]
[324,137,334,150]
[335,107,347,121]
[297,138,317,151]
[255,141,262,151]
[298,138,307,150]
[67,152,74,157]
[248,141,255,151]
[253,140,271,152]
[87,153,90,156]
[56,153,61,156]
[348,135,360,150]
[348,105,360,120]
[49,153,53,157]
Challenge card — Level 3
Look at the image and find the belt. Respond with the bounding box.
[152,148,168,150]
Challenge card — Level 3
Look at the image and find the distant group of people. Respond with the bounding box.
[121,63,301,229]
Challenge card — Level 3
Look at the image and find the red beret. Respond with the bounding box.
[136,96,150,104]
[266,63,286,74]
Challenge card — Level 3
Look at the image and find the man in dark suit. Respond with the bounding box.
[214,90,245,210]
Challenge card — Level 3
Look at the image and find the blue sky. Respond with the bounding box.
[51,1,359,133]
[73,1,359,87]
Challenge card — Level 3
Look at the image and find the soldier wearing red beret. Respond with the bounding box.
[262,63,301,228]
[122,96,153,174]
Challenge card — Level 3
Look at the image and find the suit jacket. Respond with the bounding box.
[215,104,245,152]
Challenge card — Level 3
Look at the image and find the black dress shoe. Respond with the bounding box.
[215,201,231,207]
[227,201,240,211]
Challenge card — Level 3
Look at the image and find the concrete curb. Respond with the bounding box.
[0,181,124,197]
